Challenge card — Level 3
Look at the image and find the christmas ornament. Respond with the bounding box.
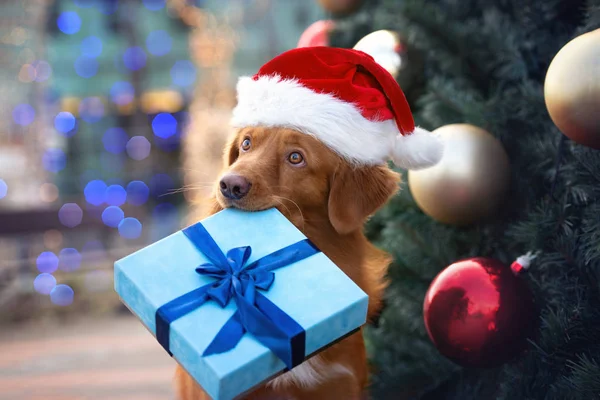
[408,124,510,225]
[317,0,363,15]
[423,254,538,368]
[353,30,405,79]
[297,20,335,48]
[544,29,600,149]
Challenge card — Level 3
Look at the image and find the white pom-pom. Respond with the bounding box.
[391,127,444,170]
[516,251,538,270]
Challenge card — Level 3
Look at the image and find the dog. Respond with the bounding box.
[175,125,401,400]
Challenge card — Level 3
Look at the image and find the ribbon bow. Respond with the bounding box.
[155,222,320,369]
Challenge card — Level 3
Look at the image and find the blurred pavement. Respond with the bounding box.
[0,315,177,400]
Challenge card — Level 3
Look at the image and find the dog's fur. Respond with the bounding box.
[176,126,400,400]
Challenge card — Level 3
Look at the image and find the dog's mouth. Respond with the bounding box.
[217,195,275,212]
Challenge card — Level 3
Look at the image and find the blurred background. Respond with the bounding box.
[0,1,324,398]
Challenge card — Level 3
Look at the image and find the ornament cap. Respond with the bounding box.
[510,251,538,275]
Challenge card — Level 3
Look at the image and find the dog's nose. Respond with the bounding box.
[219,174,251,200]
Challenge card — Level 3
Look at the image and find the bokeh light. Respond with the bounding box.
[18,64,36,83]
[110,81,135,106]
[40,183,59,202]
[142,0,165,11]
[59,248,82,272]
[84,180,107,205]
[43,230,64,249]
[74,56,98,78]
[126,181,149,206]
[151,113,178,139]
[153,202,176,219]
[0,179,7,199]
[50,284,74,306]
[79,96,105,123]
[101,206,124,227]
[36,251,59,273]
[33,60,53,82]
[126,136,151,160]
[103,127,129,154]
[34,273,57,295]
[57,11,81,35]
[81,35,103,57]
[150,173,175,198]
[12,103,35,126]
[171,60,197,87]
[105,184,127,206]
[58,203,83,228]
[119,217,142,239]
[123,47,147,71]
[54,111,76,135]
[42,149,66,173]
[146,30,172,56]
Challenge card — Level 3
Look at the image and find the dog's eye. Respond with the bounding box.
[288,152,304,165]
[241,138,251,151]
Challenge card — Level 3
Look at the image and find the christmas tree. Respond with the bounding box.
[328,0,600,398]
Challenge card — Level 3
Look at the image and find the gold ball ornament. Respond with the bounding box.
[317,0,363,15]
[353,30,405,79]
[408,124,511,226]
[544,29,600,149]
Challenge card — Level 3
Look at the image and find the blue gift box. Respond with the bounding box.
[114,208,369,400]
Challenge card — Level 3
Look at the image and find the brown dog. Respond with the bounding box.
[175,125,400,400]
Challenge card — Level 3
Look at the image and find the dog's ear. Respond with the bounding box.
[223,131,240,166]
[328,163,400,235]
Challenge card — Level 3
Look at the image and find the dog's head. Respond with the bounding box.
[215,126,400,235]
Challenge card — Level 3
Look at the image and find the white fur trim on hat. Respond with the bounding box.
[231,75,444,169]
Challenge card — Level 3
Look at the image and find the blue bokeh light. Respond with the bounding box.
[84,180,107,206]
[126,181,150,206]
[118,217,142,239]
[110,81,135,105]
[105,184,127,206]
[54,111,77,136]
[152,113,178,139]
[12,104,35,126]
[150,173,175,198]
[79,97,105,123]
[50,284,74,306]
[59,248,82,272]
[101,206,124,228]
[34,273,57,295]
[37,251,59,273]
[57,11,81,35]
[153,202,176,219]
[123,47,147,71]
[58,203,83,228]
[103,127,129,154]
[146,30,172,56]
[42,149,66,173]
[33,60,52,82]
[171,60,197,87]
[81,35,103,57]
[126,136,151,160]
[74,56,98,78]
[0,179,6,199]
[142,0,165,11]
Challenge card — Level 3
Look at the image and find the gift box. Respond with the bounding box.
[114,208,369,400]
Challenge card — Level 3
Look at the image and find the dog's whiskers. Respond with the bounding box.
[272,195,305,231]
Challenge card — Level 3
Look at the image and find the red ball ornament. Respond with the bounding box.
[297,20,335,48]
[423,256,537,368]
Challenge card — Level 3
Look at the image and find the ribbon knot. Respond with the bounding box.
[155,222,320,370]
[196,246,275,308]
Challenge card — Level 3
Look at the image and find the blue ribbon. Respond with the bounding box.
[155,222,320,370]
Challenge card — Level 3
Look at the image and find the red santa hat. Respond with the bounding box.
[231,47,444,169]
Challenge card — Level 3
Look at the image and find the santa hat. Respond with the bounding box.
[231,47,444,169]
